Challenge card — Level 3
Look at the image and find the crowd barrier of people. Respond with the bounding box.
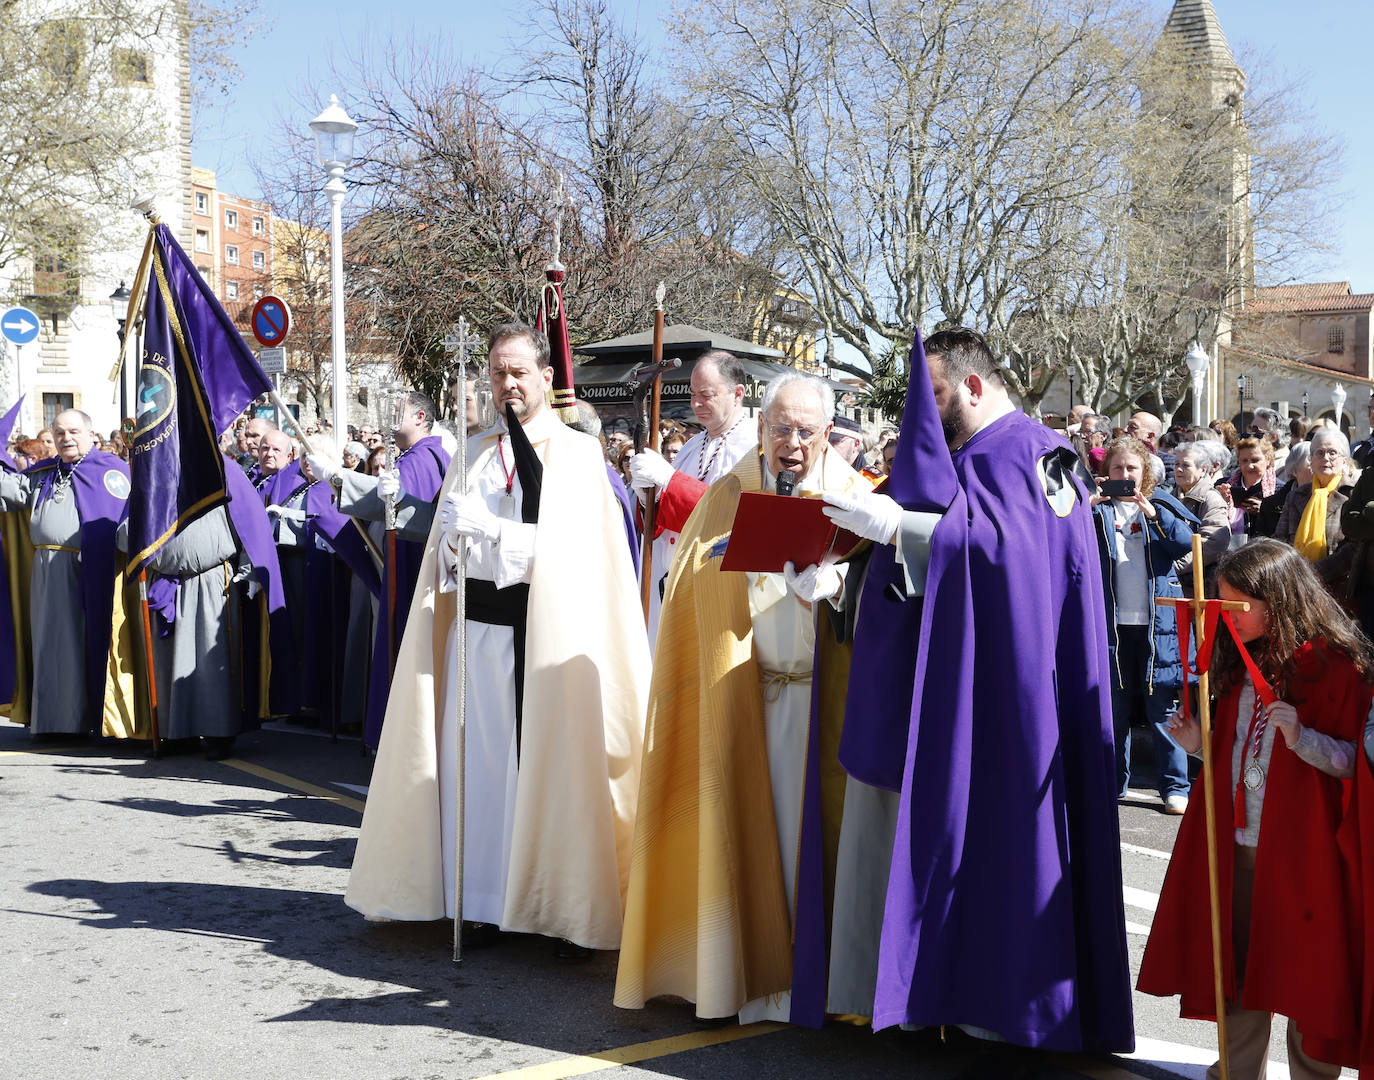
[5,324,1374,1078]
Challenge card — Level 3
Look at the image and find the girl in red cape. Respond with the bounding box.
[1138,538,1374,1078]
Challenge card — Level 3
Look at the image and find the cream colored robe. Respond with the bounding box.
[345,412,650,949]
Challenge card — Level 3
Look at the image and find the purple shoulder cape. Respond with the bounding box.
[261,461,380,594]
[872,402,1132,1051]
[29,450,130,732]
[224,458,285,614]
[362,435,450,747]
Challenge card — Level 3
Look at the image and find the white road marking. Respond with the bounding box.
[1121,840,1173,861]
[1123,884,1159,913]
[1125,921,1152,936]
[334,782,369,797]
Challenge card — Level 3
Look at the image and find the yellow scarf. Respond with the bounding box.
[1294,471,1342,562]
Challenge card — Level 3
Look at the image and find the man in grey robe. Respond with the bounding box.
[0,410,130,736]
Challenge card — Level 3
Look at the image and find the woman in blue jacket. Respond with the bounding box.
[1092,435,1199,814]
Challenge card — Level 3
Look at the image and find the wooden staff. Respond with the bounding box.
[137,570,162,758]
[635,282,676,621]
[1154,533,1250,1080]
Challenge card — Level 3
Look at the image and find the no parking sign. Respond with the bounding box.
[251,295,291,348]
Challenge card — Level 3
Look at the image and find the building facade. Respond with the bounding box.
[0,0,192,438]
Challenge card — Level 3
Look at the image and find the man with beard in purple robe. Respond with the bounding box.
[303,390,451,748]
[821,328,1133,1060]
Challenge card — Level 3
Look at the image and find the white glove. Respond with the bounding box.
[440,492,501,544]
[304,453,336,484]
[628,449,675,492]
[783,558,845,604]
[822,489,903,544]
[264,503,284,519]
[377,468,401,500]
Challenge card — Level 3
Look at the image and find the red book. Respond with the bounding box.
[721,491,860,572]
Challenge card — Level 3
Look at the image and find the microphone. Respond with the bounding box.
[776,470,795,497]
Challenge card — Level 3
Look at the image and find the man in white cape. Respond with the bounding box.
[345,322,650,955]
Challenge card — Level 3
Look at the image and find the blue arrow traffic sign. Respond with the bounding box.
[1,307,40,346]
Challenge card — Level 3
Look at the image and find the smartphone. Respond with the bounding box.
[1099,479,1136,498]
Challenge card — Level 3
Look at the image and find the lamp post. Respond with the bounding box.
[1332,382,1348,436]
[1237,374,1248,435]
[1184,340,1209,427]
[109,280,131,423]
[1302,390,1309,419]
[309,93,358,454]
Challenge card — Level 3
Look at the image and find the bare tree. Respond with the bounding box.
[0,0,263,276]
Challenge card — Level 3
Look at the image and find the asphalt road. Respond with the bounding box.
[0,720,1348,1080]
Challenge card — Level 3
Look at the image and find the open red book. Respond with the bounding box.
[720,491,862,573]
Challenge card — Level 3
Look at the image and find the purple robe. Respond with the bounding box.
[850,341,1132,1052]
[605,465,640,575]
[28,451,130,733]
[363,435,450,747]
[260,461,379,722]
[0,397,25,702]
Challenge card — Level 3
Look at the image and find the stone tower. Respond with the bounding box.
[1159,0,1253,324]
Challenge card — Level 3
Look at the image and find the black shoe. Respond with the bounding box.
[202,737,235,761]
[460,921,500,949]
[692,1014,733,1027]
[554,938,593,963]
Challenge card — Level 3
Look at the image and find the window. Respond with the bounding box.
[196,266,211,281]
[31,252,78,296]
[37,20,84,89]
[252,249,265,270]
[225,245,238,265]
[225,209,238,229]
[1329,326,1346,354]
[225,280,239,301]
[114,48,151,86]
[252,283,264,299]
[252,216,264,236]
[195,192,208,215]
[195,229,210,253]
[43,393,74,430]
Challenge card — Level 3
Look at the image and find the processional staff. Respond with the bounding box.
[441,315,483,963]
[633,282,679,621]
[1153,532,1251,1080]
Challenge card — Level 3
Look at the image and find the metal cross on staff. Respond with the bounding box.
[440,316,482,963]
[1153,533,1251,1080]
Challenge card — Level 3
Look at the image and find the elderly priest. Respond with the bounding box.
[615,371,882,1025]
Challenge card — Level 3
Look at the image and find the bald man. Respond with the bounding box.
[0,410,132,735]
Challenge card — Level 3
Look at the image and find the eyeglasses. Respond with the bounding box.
[766,423,820,443]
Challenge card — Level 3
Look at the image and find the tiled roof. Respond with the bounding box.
[1223,344,1373,386]
[1162,0,1239,67]
[1244,282,1374,314]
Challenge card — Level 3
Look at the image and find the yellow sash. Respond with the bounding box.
[1294,472,1341,562]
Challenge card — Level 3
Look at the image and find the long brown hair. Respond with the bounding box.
[1211,539,1374,696]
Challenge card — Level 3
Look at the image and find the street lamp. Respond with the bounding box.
[1302,390,1309,418]
[1183,341,1209,426]
[309,93,358,453]
[1332,382,1348,435]
[109,280,131,422]
[1237,374,1249,434]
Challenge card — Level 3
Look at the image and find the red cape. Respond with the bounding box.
[1138,639,1372,1069]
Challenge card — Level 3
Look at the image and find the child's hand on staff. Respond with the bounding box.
[1268,700,1301,748]
[1165,707,1202,754]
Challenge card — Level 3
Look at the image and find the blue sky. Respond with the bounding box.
[195,1,1374,292]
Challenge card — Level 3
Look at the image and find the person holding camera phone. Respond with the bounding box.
[1091,435,1200,812]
